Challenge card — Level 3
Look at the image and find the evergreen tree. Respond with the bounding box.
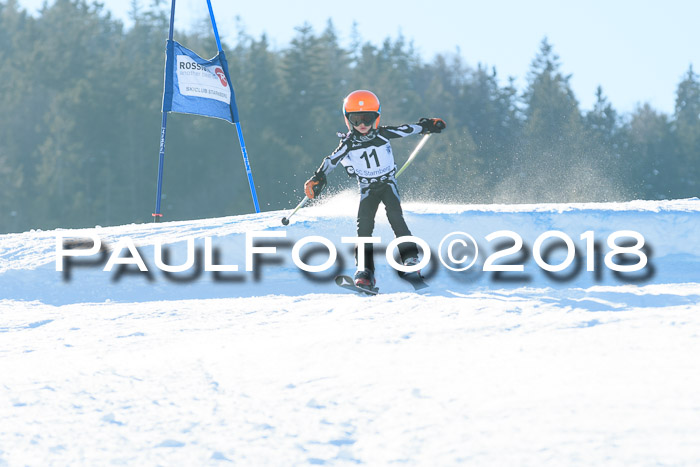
[586,86,619,147]
[672,65,700,196]
[461,64,521,197]
[104,3,167,225]
[25,0,123,228]
[315,20,352,123]
[351,36,423,121]
[516,38,618,202]
[406,53,472,201]
[582,86,628,200]
[0,0,36,232]
[410,55,521,203]
[522,38,582,154]
[278,24,324,148]
[623,104,673,199]
[230,33,292,209]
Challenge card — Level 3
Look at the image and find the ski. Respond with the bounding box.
[334,275,379,296]
[398,271,429,290]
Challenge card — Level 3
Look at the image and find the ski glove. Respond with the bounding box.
[304,172,327,199]
[418,117,447,134]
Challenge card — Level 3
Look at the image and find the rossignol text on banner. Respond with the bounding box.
[161,40,239,123]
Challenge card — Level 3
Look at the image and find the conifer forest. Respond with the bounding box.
[1,0,698,233]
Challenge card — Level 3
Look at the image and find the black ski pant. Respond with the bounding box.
[355,182,418,272]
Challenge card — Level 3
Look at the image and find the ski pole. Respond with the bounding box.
[281,182,328,225]
[396,133,432,179]
[281,196,310,225]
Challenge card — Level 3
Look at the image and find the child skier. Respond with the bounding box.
[304,90,446,289]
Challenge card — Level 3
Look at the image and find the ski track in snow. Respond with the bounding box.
[1,198,700,465]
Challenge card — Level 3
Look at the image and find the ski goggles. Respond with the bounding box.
[346,112,379,126]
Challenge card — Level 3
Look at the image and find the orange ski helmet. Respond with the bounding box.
[343,90,381,130]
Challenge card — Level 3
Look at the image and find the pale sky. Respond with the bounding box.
[18,0,700,115]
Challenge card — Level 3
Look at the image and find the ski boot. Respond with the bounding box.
[402,256,422,278]
[354,269,376,290]
[399,256,429,290]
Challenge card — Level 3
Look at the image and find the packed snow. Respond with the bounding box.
[1,195,699,465]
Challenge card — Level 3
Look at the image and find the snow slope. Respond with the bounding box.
[1,195,700,465]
